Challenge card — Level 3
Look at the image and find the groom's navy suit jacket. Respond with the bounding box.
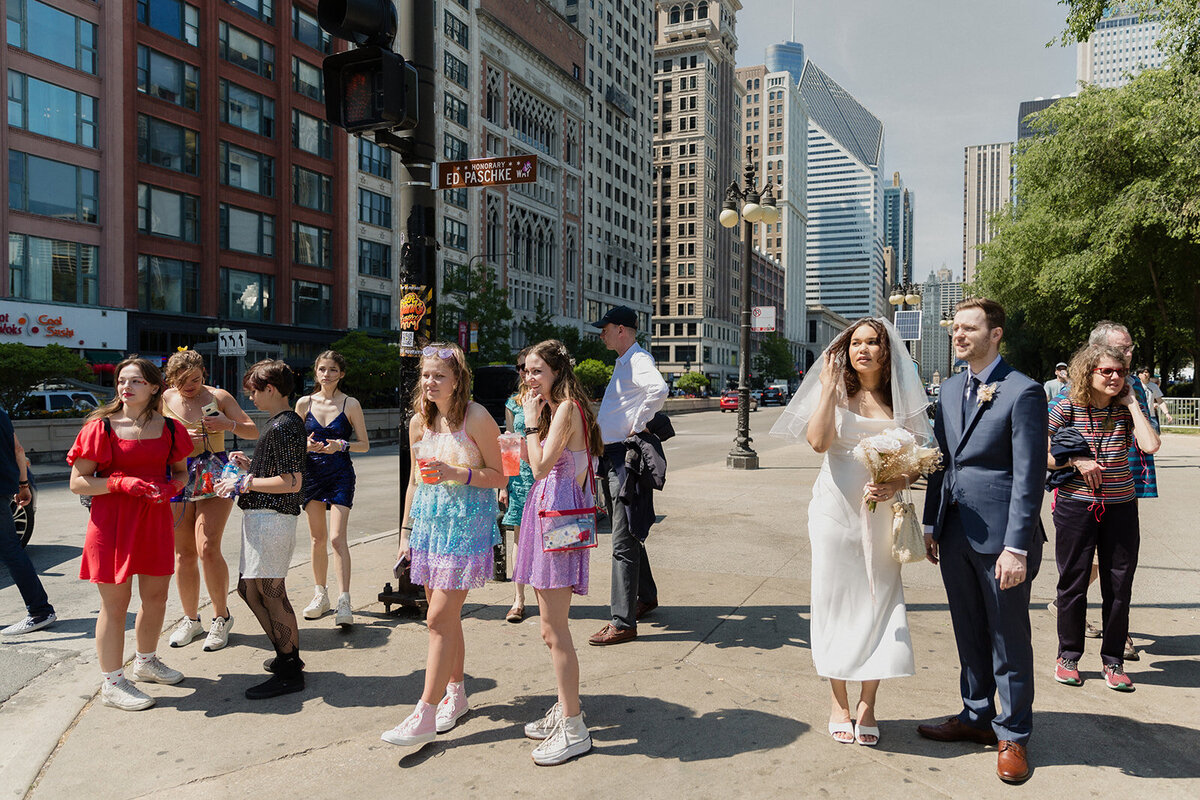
[923,358,1048,556]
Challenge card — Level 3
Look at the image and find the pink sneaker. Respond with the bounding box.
[381,701,436,746]
[1102,662,1134,692]
[436,684,469,733]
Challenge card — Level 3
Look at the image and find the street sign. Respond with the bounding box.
[437,155,538,189]
[217,329,247,356]
[751,305,776,332]
[894,310,922,341]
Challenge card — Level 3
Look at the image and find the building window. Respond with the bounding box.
[137,115,199,175]
[220,268,273,321]
[444,52,469,88]
[292,165,331,211]
[8,152,98,224]
[443,218,468,251]
[292,222,332,267]
[445,187,467,210]
[218,21,274,78]
[136,0,199,46]
[358,188,391,228]
[219,80,275,137]
[293,279,332,327]
[224,0,273,24]
[7,72,97,147]
[219,142,274,196]
[219,204,274,255]
[7,0,98,74]
[8,234,98,305]
[443,133,468,161]
[292,57,323,101]
[138,184,199,242]
[444,11,469,47]
[292,109,330,158]
[292,6,332,53]
[137,46,200,110]
[358,239,391,278]
[358,291,391,330]
[138,255,198,313]
[444,92,468,127]
[358,138,392,179]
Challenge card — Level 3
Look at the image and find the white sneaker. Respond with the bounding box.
[334,594,353,628]
[435,686,469,733]
[202,615,233,652]
[101,677,155,711]
[524,702,562,740]
[168,617,204,648]
[381,705,437,746]
[131,655,184,685]
[531,713,591,766]
[303,587,330,619]
[1,612,56,635]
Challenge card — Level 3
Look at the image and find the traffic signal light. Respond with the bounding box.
[317,0,418,133]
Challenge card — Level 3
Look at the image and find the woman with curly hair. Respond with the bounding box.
[1047,343,1159,692]
[512,339,604,766]
[382,343,506,747]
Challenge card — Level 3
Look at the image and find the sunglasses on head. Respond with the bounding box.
[422,346,456,359]
[1092,367,1128,378]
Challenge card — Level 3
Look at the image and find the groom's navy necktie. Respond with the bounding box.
[962,375,980,426]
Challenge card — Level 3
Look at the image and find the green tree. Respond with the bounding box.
[574,358,612,399]
[0,343,93,414]
[437,261,515,366]
[1058,1,1200,72]
[751,333,796,385]
[517,299,557,347]
[325,331,400,407]
[675,371,709,396]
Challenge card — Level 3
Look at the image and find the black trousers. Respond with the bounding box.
[1052,496,1139,665]
[602,444,656,630]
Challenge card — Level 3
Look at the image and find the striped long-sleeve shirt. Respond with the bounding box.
[1048,399,1135,504]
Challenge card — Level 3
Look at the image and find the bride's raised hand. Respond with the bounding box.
[819,351,841,394]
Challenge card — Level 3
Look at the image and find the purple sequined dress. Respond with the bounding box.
[513,447,592,595]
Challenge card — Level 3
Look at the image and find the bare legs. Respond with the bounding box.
[305,501,352,593]
[420,588,468,705]
[173,497,234,619]
[96,576,173,671]
[510,525,526,614]
[829,679,880,744]
[535,587,580,716]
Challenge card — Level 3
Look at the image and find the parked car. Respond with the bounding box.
[9,468,37,547]
[21,389,100,413]
[720,390,758,412]
[760,386,787,406]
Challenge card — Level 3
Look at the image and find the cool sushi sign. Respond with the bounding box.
[0,299,127,350]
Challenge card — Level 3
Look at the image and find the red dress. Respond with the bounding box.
[67,419,192,583]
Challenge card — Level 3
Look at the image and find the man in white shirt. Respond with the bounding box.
[586,306,668,646]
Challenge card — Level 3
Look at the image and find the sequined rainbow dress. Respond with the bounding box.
[408,429,500,590]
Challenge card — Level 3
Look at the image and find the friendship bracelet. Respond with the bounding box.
[466,468,473,486]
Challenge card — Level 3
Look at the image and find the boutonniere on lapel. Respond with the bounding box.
[977,382,999,406]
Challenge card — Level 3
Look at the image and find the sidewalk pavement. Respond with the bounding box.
[13,435,1200,799]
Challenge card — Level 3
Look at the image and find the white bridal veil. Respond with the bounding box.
[770,317,933,442]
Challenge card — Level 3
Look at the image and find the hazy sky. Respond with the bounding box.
[736,0,1080,282]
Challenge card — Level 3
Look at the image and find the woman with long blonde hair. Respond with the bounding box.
[382,343,506,747]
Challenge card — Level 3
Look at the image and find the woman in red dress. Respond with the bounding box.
[68,357,192,711]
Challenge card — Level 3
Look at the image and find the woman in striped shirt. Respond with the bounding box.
[1047,344,1159,691]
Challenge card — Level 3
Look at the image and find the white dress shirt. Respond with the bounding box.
[598,343,668,444]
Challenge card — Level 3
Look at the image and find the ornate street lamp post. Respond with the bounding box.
[719,145,780,470]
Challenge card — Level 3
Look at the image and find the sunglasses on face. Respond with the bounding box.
[1093,367,1128,378]
[422,346,456,359]
[517,364,526,371]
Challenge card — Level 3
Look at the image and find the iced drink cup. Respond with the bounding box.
[498,432,523,476]
[413,440,438,484]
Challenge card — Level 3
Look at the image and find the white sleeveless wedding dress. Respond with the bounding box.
[807,409,915,680]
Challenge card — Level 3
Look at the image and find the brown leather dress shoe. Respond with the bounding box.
[588,623,637,646]
[997,741,1030,783]
[916,717,999,746]
[635,601,658,621]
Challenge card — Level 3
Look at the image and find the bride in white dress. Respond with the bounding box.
[771,318,934,747]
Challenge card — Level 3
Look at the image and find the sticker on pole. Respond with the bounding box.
[751,306,776,333]
[398,285,432,357]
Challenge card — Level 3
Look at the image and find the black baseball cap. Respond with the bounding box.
[590,305,638,330]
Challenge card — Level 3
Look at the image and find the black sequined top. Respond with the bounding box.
[238,410,306,516]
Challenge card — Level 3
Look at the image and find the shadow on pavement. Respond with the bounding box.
[569,605,811,651]
[0,544,82,589]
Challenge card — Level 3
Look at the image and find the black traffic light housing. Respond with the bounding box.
[318,0,418,133]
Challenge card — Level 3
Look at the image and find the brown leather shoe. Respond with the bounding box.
[588,623,637,646]
[916,717,999,746]
[997,741,1030,783]
[635,600,658,621]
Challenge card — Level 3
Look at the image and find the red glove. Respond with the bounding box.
[107,476,158,498]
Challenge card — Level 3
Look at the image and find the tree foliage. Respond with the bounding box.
[516,299,613,365]
[675,370,709,395]
[974,64,1200,377]
[1058,1,1200,73]
[325,331,400,407]
[437,261,515,367]
[574,359,612,399]
[0,343,94,414]
[751,333,796,386]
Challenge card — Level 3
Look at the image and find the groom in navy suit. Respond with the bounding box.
[919,298,1047,784]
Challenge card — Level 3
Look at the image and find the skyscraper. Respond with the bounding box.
[1016,96,1069,140]
[799,61,887,319]
[883,172,914,286]
[1076,6,1166,89]
[919,267,963,384]
[765,41,804,85]
[963,142,1013,283]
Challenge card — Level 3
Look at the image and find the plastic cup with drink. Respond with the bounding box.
[413,439,439,484]
[498,432,523,477]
